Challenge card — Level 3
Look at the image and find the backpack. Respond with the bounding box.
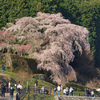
[54,88,56,91]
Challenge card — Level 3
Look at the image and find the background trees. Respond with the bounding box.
[0,0,100,67]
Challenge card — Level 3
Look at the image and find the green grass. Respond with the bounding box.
[0,69,26,87]
[22,93,55,100]
[73,91,85,96]
[0,68,55,88]
[5,71,18,80]
[29,78,55,88]
[0,70,19,82]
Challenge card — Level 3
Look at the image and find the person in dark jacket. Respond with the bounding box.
[2,65,5,74]
[16,92,20,100]
[1,82,5,97]
[6,82,9,93]
[10,87,14,100]
[35,80,38,86]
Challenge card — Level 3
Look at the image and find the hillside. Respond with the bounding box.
[0,73,11,83]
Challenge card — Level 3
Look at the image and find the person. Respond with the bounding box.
[2,65,5,74]
[84,88,87,96]
[88,89,91,97]
[1,82,5,97]
[66,80,69,83]
[41,86,45,94]
[8,81,11,88]
[6,82,8,93]
[53,87,57,95]
[17,82,22,94]
[10,87,14,100]
[69,87,73,96]
[57,85,61,95]
[34,83,37,93]
[66,87,69,95]
[16,92,20,100]
[63,88,66,95]
[91,89,94,97]
[98,93,100,97]
[8,81,11,92]
[15,83,17,92]
[16,82,19,92]
[35,80,38,86]
[86,88,89,97]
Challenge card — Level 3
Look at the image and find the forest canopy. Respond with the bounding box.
[0,0,100,67]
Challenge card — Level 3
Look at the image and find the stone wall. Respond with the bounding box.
[55,96,100,100]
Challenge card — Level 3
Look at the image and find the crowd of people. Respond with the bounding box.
[53,85,99,97]
[33,80,45,94]
[0,65,99,99]
[53,85,74,96]
[63,87,73,96]
[0,81,23,100]
[33,80,49,94]
[0,81,11,97]
[1,79,100,100]
[85,88,95,97]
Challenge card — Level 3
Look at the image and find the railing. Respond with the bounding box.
[30,86,53,95]
[19,86,54,100]
[14,87,29,100]
[19,87,27,99]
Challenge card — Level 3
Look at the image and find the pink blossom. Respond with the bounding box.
[19,45,30,52]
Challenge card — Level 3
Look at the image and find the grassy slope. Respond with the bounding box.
[0,73,11,83]
[0,70,19,83]
[29,78,54,88]
[22,94,55,100]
